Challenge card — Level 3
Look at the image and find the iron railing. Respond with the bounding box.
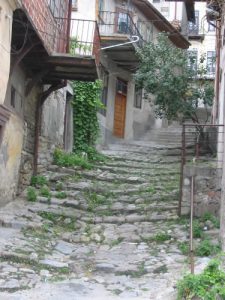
[55,18,100,59]
[98,11,144,47]
[178,123,224,216]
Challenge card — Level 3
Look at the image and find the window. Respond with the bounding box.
[187,49,198,72]
[188,11,199,35]
[161,7,169,18]
[117,12,130,34]
[134,87,142,109]
[11,86,16,108]
[99,0,104,12]
[72,0,78,11]
[208,20,216,32]
[99,65,108,116]
[207,51,216,75]
[48,0,67,18]
[116,79,127,95]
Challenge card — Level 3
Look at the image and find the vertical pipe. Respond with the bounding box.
[190,175,195,274]
[178,124,186,216]
[214,19,221,123]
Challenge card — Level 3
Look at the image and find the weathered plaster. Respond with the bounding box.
[0,114,23,206]
[0,0,15,105]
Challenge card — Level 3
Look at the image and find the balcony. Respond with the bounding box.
[11,8,100,86]
[98,11,144,72]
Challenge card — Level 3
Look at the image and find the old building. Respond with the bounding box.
[0,0,99,206]
[151,0,216,122]
[72,0,189,144]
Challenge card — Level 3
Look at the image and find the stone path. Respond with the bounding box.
[0,142,216,299]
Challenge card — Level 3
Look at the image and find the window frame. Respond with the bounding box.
[187,49,198,73]
[188,11,199,35]
[134,87,142,109]
[206,51,216,75]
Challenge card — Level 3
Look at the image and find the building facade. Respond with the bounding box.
[0,0,99,206]
[72,0,189,144]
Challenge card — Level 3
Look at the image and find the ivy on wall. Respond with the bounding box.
[72,80,104,156]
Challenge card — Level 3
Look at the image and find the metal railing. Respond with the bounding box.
[178,123,224,216]
[55,18,100,58]
[98,11,144,47]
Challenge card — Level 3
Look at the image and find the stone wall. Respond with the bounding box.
[37,88,67,173]
[181,165,222,217]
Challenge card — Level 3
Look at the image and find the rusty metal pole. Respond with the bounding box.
[190,175,195,274]
[178,124,186,217]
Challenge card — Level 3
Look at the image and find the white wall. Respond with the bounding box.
[0,0,16,105]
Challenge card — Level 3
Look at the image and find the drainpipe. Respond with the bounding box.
[214,19,221,123]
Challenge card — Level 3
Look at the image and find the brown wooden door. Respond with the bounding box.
[113,92,127,138]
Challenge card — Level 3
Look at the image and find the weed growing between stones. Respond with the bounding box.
[116,261,147,278]
[39,186,51,199]
[53,148,93,169]
[31,175,48,187]
[109,237,124,248]
[38,211,76,232]
[26,187,37,202]
[177,259,225,300]
[55,182,63,191]
[55,191,67,199]
[195,239,221,257]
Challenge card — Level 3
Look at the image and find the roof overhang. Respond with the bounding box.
[132,0,190,49]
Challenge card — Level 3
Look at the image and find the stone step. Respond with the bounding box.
[36,196,178,216]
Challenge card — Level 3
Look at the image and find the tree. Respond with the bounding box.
[135,34,214,124]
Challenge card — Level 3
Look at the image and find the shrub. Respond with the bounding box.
[177,260,225,300]
[53,148,92,169]
[40,186,51,199]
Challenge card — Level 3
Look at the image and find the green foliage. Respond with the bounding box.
[70,37,92,55]
[72,80,104,155]
[40,186,51,199]
[193,220,203,238]
[55,182,63,191]
[178,241,189,255]
[55,191,67,199]
[31,176,47,187]
[85,192,107,211]
[153,232,172,243]
[27,187,37,202]
[202,212,220,229]
[195,239,221,257]
[177,259,225,300]
[135,34,214,123]
[53,148,92,169]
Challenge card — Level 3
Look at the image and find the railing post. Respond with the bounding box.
[190,175,195,274]
[178,123,186,217]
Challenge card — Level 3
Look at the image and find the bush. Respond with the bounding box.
[53,148,92,169]
[195,239,221,257]
[177,260,225,300]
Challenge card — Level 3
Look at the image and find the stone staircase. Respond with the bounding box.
[143,125,196,147]
[0,142,206,299]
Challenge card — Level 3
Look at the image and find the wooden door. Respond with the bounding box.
[113,81,127,138]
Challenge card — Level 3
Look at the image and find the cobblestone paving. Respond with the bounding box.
[0,142,217,299]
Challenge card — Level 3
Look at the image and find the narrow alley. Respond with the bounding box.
[0,141,219,300]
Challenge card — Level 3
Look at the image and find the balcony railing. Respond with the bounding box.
[55,18,100,61]
[98,11,144,47]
